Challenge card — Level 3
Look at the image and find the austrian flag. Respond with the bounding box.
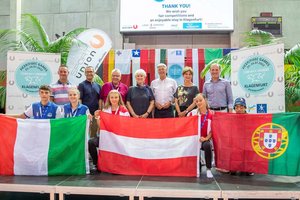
[99,112,200,177]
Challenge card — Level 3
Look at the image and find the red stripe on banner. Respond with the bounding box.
[102,53,109,83]
[140,49,149,84]
[198,49,205,92]
[185,49,192,67]
[100,112,198,139]
[0,116,17,175]
[149,49,156,83]
[99,151,197,177]
[121,74,131,87]
[212,113,271,174]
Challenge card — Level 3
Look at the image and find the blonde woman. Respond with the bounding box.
[89,90,129,172]
[187,93,213,178]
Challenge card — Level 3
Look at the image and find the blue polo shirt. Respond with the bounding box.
[78,80,101,114]
[63,103,90,118]
[24,101,62,119]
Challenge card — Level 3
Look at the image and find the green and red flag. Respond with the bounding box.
[212,112,300,176]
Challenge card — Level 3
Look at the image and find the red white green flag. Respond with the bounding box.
[212,112,300,176]
[0,116,89,176]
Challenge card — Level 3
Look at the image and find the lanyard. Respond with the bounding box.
[111,82,120,91]
[200,111,208,129]
[68,104,79,117]
[71,108,78,117]
[39,104,49,119]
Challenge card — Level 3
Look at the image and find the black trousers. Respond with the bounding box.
[154,106,174,118]
[88,136,99,166]
[201,140,212,169]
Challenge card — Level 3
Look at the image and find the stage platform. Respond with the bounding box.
[0,170,299,200]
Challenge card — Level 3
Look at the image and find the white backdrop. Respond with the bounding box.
[6,51,60,114]
[231,43,285,113]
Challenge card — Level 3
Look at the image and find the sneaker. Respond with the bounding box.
[206,169,213,178]
[215,167,230,173]
[246,172,254,176]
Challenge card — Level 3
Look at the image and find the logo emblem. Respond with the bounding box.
[15,60,52,95]
[238,55,275,95]
[252,123,288,159]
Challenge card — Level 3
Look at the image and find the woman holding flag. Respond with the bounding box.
[89,89,130,172]
[187,93,214,178]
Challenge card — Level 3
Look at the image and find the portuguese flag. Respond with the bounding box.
[212,112,300,176]
[0,115,89,176]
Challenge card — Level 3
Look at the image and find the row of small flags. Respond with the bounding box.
[98,48,235,90]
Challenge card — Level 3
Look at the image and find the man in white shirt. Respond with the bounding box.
[150,63,177,118]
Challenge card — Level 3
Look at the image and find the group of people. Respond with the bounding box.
[3,62,250,178]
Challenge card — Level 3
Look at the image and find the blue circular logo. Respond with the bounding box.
[154,0,164,2]
[168,64,182,79]
[238,55,275,95]
[15,60,52,95]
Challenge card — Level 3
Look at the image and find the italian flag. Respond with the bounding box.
[0,115,89,176]
[99,112,200,177]
[212,112,300,176]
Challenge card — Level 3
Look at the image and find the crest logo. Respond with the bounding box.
[251,123,288,159]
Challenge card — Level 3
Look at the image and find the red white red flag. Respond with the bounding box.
[98,112,200,177]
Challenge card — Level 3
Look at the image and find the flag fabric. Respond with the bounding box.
[0,115,89,176]
[101,49,115,83]
[99,112,200,177]
[153,49,167,80]
[204,48,223,82]
[107,49,115,82]
[149,49,156,83]
[167,49,185,86]
[149,49,167,83]
[185,49,205,91]
[131,49,141,86]
[115,49,132,87]
[212,112,300,176]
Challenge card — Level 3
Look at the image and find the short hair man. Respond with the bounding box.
[50,65,75,106]
[99,69,128,110]
[203,63,233,113]
[150,63,177,118]
[78,66,101,138]
[9,85,62,119]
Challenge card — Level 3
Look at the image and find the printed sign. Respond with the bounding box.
[231,43,285,113]
[6,51,60,114]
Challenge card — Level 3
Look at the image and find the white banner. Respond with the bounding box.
[120,0,233,32]
[6,51,60,114]
[67,29,112,85]
[231,43,285,113]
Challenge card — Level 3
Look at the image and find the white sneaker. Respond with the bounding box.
[206,169,213,178]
